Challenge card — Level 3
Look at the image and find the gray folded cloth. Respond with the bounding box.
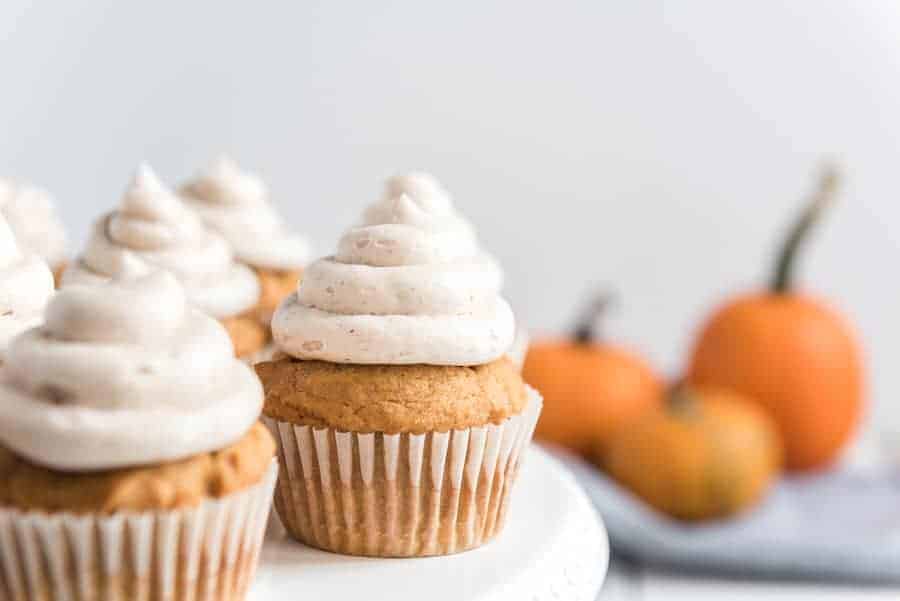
[561,451,900,583]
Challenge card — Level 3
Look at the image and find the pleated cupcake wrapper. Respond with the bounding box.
[0,460,277,601]
[264,387,542,557]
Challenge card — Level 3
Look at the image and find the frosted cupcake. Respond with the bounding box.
[257,176,541,557]
[0,271,276,601]
[0,178,68,284]
[181,157,311,342]
[0,215,55,360]
[63,164,267,359]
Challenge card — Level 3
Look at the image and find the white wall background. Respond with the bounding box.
[1,1,899,437]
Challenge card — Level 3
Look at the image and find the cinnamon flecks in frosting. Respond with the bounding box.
[0,216,55,358]
[0,271,263,471]
[0,178,68,269]
[180,156,311,271]
[272,173,514,365]
[62,163,260,319]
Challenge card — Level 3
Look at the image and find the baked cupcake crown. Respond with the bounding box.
[272,172,514,365]
[0,177,68,268]
[180,155,311,270]
[63,163,260,319]
[0,270,263,472]
[0,215,55,359]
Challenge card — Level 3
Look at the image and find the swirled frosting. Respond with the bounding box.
[0,216,55,359]
[62,164,260,318]
[0,271,263,471]
[273,173,513,365]
[181,157,311,270]
[0,178,68,268]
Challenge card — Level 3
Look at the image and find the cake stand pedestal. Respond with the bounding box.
[251,446,608,601]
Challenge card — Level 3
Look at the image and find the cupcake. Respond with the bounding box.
[0,271,276,601]
[0,216,55,360]
[63,164,268,359]
[257,175,541,557]
[180,156,311,352]
[0,178,68,285]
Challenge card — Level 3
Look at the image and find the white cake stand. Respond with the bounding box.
[251,446,609,601]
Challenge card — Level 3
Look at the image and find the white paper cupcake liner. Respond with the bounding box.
[0,460,277,601]
[263,387,542,557]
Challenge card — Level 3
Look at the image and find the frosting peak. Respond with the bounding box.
[120,164,189,220]
[273,172,513,365]
[337,193,483,268]
[191,156,268,206]
[180,156,311,270]
[0,271,263,471]
[62,163,260,319]
[0,178,68,267]
[383,172,453,211]
[111,164,205,251]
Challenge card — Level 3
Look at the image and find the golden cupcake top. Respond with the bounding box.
[258,357,527,434]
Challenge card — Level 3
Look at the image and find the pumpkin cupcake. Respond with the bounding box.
[181,156,311,358]
[0,215,55,360]
[257,174,541,557]
[0,271,276,601]
[0,178,68,285]
[63,163,267,359]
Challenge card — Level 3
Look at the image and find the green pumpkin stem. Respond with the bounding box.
[573,292,615,344]
[771,163,840,294]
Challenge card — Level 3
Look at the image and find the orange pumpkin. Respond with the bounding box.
[603,385,782,521]
[523,295,664,458]
[687,166,864,471]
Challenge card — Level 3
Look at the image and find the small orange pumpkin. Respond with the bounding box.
[603,385,782,521]
[687,166,864,471]
[523,295,664,458]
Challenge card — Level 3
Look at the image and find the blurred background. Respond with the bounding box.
[3,2,898,431]
[2,1,900,596]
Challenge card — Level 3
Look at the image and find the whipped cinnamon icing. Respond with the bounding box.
[273,173,514,365]
[62,164,260,318]
[0,216,55,359]
[181,157,311,270]
[0,271,262,471]
[0,178,68,268]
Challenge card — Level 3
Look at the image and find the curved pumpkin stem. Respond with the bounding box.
[771,163,840,294]
[573,292,616,345]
